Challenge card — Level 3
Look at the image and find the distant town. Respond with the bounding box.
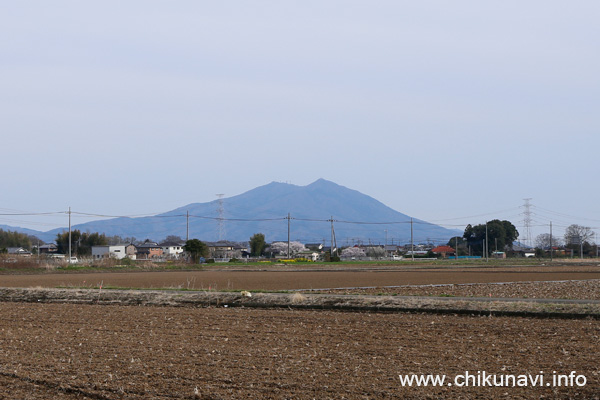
[1,217,598,263]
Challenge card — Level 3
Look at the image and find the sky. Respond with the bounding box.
[1,1,599,245]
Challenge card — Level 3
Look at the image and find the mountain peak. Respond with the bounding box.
[307,178,336,187]
[38,180,459,243]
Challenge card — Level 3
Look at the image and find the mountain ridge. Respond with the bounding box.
[4,179,460,244]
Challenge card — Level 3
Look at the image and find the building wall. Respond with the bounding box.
[92,245,127,259]
[92,246,110,259]
[108,245,127,259]
[163,246,184,258]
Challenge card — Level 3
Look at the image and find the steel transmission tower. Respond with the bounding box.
[216,194,225,241]
[522,198,533,247]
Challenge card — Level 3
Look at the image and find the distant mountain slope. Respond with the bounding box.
[47,179,459,245]
[0,224,50,242]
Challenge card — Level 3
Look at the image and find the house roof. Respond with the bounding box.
[6,247,32,254]
[305,243,323,249]
[136,242,161,248]
[160,241,185,247]
[206,241,244,248]
[431,245,455,253]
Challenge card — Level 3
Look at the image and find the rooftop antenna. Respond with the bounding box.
[216,194,225,241]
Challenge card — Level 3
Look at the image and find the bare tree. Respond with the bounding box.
[535,233,563,249]
[564,224,595,245]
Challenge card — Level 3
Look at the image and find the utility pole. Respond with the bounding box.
[287,213,291,258]
[68,207,72,262]
[455,236,459,260]
[186,210,189,242]
[550,221,553,262]
[485,221,489,262]
[410,218,414,261]
[330,217,337,258]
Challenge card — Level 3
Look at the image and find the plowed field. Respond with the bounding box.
[0,303,598,399]
[2,264,599,398]
[1,265,599,292]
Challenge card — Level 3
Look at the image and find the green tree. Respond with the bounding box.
[80,232,109,255]
[447,236,467,256]
[249,233,266,257]
[184,239,209,263]
[447,236,466,247]
[56,230,81,255]
[0,229,33,250]
[463,220,519,256]
[55,230,108,256]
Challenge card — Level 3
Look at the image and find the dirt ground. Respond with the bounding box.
[0,302,598,399]
[1,265,600,292]
[314,279,600,300]
[1,264,599,399]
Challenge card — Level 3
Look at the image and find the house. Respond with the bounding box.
[125,244,137,259]
[160,241,185,259]
[305,243,324,251]
[39,243,58,254]
[296,250,320,261]
[91,245,128,260]
[431,245,455,258]
[404,250,429,256]
[491,251,506,259]
[511,243,535,258]
[6,247,32,256]
[384,244,399,257]
[206,241,242,259]
[135,242,163,260]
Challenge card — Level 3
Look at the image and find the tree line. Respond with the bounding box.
[535,224,597,257]
[0,229,39,251]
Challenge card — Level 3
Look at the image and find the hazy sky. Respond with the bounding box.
[1,1,599,243]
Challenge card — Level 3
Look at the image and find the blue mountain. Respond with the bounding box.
[42,179,458,245]
[0,224,52,242]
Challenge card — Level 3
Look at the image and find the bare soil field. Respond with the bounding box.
[1,265,600,293]
[0,302,598,399]
[314,280,600,301]
[1,264,599,398]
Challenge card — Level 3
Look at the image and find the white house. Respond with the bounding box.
[92,245,127,260]
[296,250,320,261]
[160,241,185,259]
